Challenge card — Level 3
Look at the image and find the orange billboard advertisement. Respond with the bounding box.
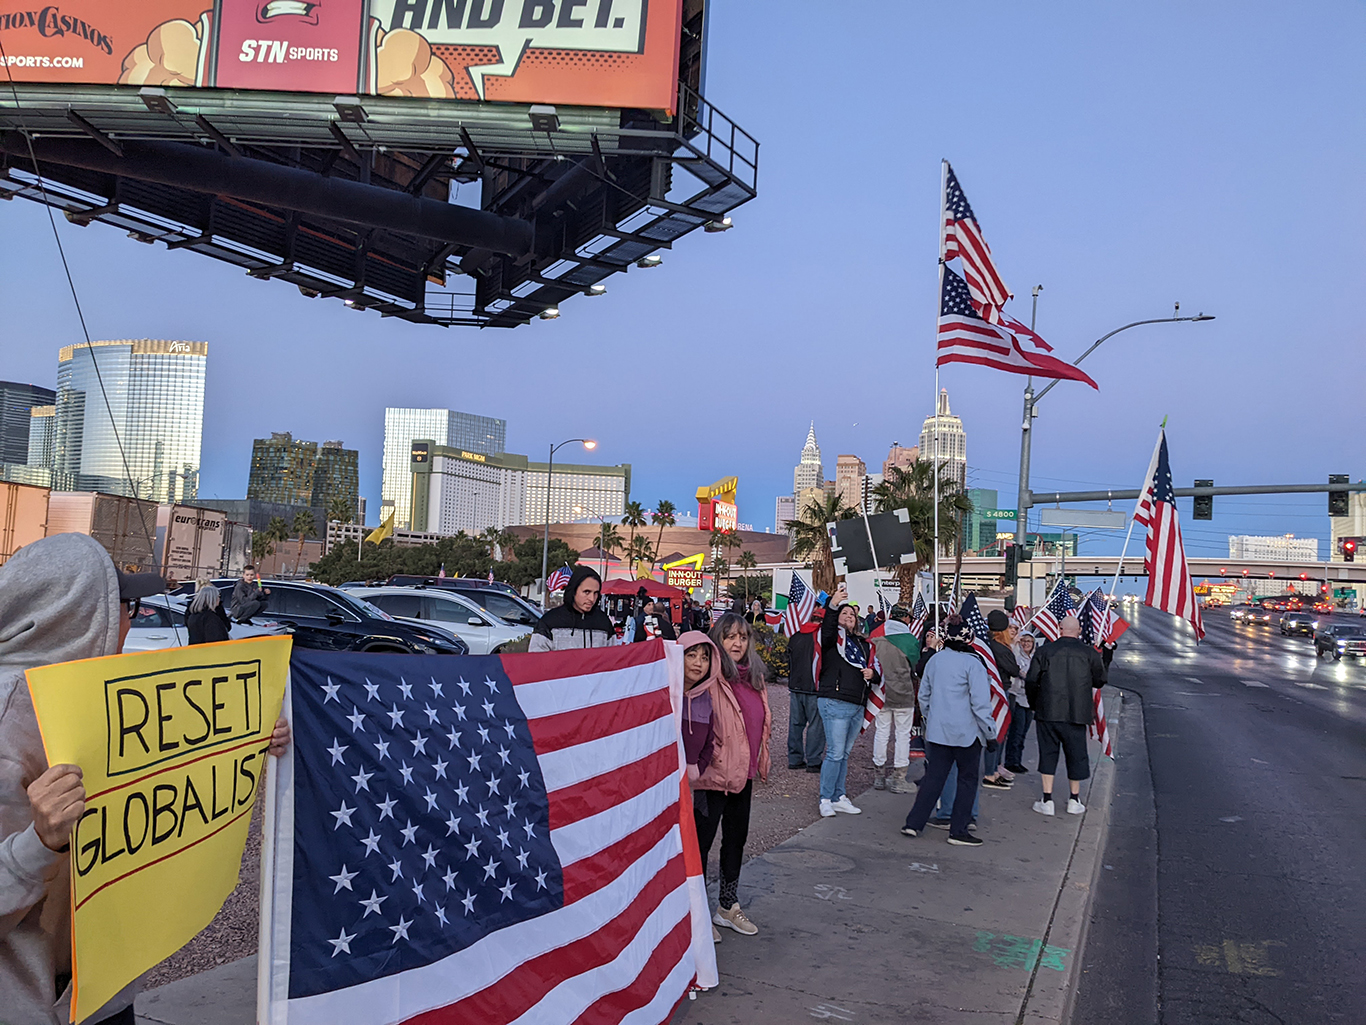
[0,0,683,110]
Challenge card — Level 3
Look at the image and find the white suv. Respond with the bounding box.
[345,586,532,655]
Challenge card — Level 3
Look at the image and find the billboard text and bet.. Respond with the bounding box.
[0,0,683,110]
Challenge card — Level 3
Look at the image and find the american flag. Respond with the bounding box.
[1010,604,1033,629]
[261,645,712,1025]
[836,628,885,736]
[545,565,572,593]
[488,569,495,584]
[1133,430,1204,640]
[909,592,929,637]
[937,267,1099,388]
[1030,583,1080,642]
[1078,589,1120,758]
[959,595,1011,744]
[782,574,816,637]
[942,163,1011,323]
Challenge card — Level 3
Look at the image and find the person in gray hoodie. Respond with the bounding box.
[0,534,289,1025]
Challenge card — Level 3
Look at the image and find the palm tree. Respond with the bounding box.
[628,535,655,571]
[621,501,647,553]
[650,499,676,570]
[871,459,974,603]
[291,510,316,578]
[495,528,518,561]
[737,549,758,602]
[255,515,291,571]
[786,492,857,594]
[327,495,354,524]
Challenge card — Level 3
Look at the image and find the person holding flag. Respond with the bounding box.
[899,615,998,847]
[815,585,880,819]
[1024,616,1107,816]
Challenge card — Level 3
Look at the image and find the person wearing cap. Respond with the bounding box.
[899,614,997,846]
[870,604,919,794]
[980,610,1020,790]
[0,534,291,1025]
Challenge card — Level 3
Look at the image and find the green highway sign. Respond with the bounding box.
[981,509,1017,520]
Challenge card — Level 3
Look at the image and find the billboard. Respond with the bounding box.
[0,0,683,110]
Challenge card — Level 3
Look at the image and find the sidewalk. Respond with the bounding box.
[136,690,1123,1025]
[672,689,1123,1025]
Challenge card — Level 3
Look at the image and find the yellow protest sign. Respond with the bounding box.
[26,636,291,1021]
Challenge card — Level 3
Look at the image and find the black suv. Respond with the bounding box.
[211,579,468,654]
[1314,622,1366,660]
[384,576,542,629]
[1279,610,1320,637]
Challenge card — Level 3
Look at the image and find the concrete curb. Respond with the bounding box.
[1016,686,1122,1025]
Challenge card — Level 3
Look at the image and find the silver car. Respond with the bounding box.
[121,594,281,653]
[345,586,532,655]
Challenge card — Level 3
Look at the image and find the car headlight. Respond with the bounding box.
[1311,621,1319,629]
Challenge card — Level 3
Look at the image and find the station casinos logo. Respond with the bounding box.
[0,7,114,54]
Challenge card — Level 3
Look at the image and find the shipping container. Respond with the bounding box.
[155,505,228,585]
[0,481,50,566]
[222,521,252,577]
[46,492,158,572]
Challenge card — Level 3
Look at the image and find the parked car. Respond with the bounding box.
[346,586,532,655]
[386,575,522,597]
[1314,622,1366,660]
[377,576,543,628]
[1280,610,1320,637]
[208,579,468,654]
[121,594,284,653]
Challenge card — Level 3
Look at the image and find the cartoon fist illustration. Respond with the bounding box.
[374,28,456,98]
[120,19,203,87]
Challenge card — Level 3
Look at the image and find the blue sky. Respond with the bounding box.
[2,1,1362,559]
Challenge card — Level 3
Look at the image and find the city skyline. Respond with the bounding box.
[1,4,1360,557]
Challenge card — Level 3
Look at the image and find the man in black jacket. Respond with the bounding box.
[785,616,825,772]
[1024,615,1106,817]
[982,609,1020,789]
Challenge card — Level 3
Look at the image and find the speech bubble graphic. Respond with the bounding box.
[373,0,648,99]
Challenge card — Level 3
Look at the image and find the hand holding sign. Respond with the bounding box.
[27,764,86,852]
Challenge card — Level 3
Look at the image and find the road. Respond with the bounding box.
[1073,603,1366,1024]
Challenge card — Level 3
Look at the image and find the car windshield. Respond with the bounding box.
[328,588,395,621]
[1332,625,1365,637]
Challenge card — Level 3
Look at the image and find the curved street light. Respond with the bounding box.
[1012,309,1216,586]
[540,438,596,607]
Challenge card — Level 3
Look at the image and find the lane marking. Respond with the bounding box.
[1194,939,1284,976]
[1218,815,1243,823]
[1241,679,1269,688]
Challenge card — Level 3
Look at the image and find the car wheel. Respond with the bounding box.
[1333,653,1342,661]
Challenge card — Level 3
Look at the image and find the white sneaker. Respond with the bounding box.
[1067,798,1086,815]
[819,799,836,817]
[1033,799,1055,817]
[831,795,862,815]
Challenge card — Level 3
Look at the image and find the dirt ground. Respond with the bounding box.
[145,683,893,986]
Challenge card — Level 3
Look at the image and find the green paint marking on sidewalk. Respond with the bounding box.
[973,931,1071,971]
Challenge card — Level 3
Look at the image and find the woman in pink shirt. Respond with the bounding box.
[679,613,772,939]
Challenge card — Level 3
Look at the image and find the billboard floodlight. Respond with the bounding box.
[332,96,367,123]
[528,105,561,133]
[704,217,733,233]
[636,254,663,269]
[586,284,607,296]
[538,306,561,320]
[139,88,176,116]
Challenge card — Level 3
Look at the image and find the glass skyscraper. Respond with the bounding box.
[382,408,506,529]
[54,340,206,502]
[0,381,55,466]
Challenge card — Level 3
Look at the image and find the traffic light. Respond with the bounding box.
[1193,479,1214,520]
[1004,543,1019,586]
[1329,474,1350,516]
[1345,538,1358,563]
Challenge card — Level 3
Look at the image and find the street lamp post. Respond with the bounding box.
[1013,307,1215,604]
[540,438,596,607]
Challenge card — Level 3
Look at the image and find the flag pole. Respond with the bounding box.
[1110,421,1167,597]
[933,158,947,631]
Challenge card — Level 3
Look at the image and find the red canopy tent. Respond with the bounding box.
[599,578,687,624]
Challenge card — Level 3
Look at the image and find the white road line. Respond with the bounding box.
[1241,679,1269,688]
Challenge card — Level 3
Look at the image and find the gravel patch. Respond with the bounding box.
[145,683,896,986]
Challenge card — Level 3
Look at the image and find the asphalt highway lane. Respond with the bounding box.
[1073,604,1366,1025]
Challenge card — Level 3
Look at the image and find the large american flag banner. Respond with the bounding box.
[1133,430,1204,641]
[942,162,1011,323]
[1029,582,1079,642]
[936,267,1099,388]
[959,596,1011,745]
[781,574,816,637]
[259,644,714,1025]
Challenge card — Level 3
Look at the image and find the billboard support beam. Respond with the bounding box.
[1,133,534,257]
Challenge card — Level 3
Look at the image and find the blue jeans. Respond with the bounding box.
[788,691,826,767]
[934,760,981,823]
[817,698,863,801]
[1004,696,1034,768]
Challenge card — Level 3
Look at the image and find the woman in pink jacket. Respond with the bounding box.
[680,613,772,940]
